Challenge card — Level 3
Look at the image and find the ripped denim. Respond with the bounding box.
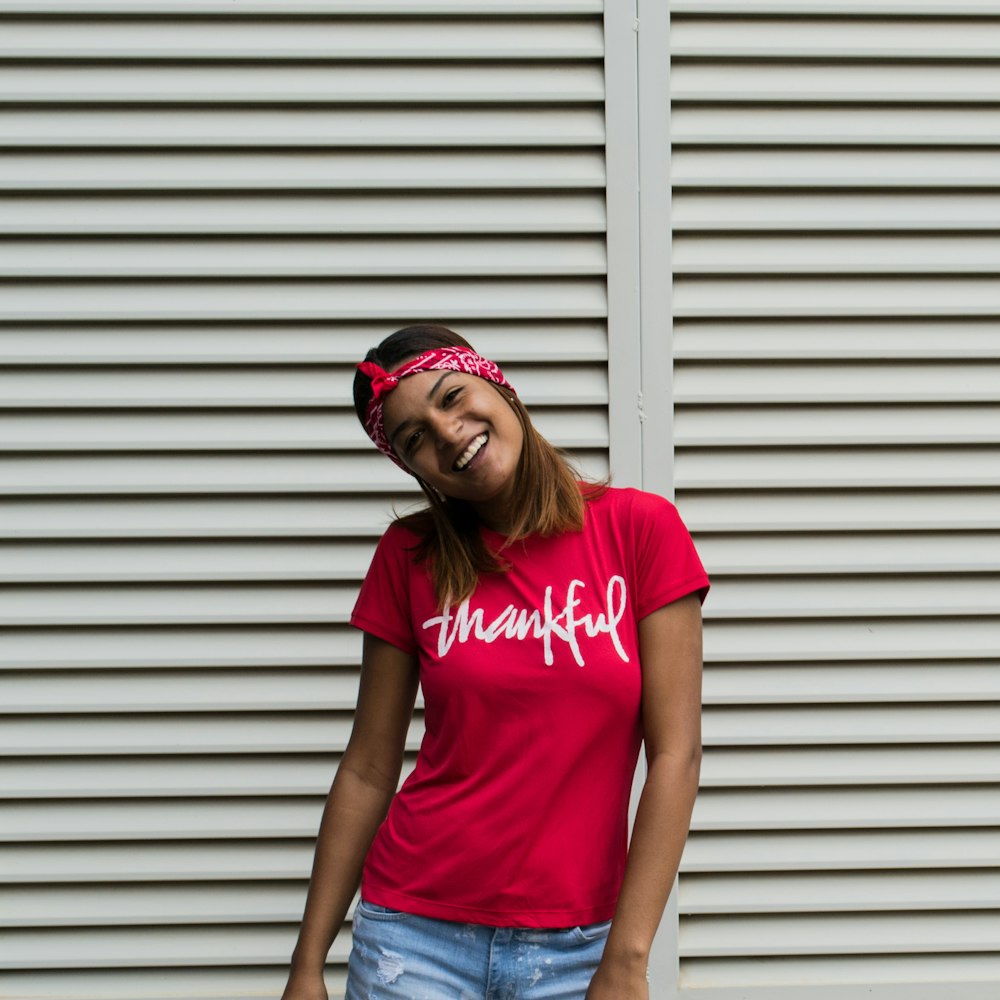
[346,898,611,1000]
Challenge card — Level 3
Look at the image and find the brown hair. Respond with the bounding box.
[353,325,607,608]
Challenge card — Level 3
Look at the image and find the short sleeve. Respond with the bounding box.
[349,523,418,654]
[630,490,710,618]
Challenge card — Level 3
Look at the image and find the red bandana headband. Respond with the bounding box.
[357,345,516,471]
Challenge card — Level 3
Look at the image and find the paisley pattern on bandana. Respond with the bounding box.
[357,346,516,472]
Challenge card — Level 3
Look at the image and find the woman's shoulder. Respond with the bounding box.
[371,516,424,560]
[585,484,678,517]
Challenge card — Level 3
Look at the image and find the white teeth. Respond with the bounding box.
[454,433,488,471]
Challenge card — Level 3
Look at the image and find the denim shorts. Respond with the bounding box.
[346,898,612,1000]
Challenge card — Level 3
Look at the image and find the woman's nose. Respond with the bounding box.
[429,411,463,448]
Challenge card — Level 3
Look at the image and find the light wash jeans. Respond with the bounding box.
[346,898,611,1000]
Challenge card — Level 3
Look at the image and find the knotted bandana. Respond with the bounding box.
[357,345,516,471]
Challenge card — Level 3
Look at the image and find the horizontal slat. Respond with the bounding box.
[0,626,366,670]
[693,786,1000,830]
[0,63,603,103]
[704,661,1000,704]
[0,539,378,580]
[676,405,1000,445]
[2,668,366,714]
[0,280,609,322]
[680,869,1000,913]
[0,18,604,60]
[0,496,413,539]
[0,0,605,10]
[680,910,1000,957]
[672,17,1000,57]
[3,362,596,401]
[684,828,1000,872]
[0,797,329,840]
[0,450,611,496]
[0,194,605,235]
[671,106,1000,145]
[697,531,1000,573]
[1,881,353,927]
[1,719,422,759]
[672,61,1000,102]
[675,363,1000,403]
[673,148,1000,189]
[0,967,337,1000]
[17,612,1000,670]
[8,657,1000,706]
[676,446,1000,488]
[0,150,607,192]
[673,2,1000,13]
[705,618,1000,662]
[13,566,1000,626]
[0,583,359,626]
[0,923,351,969]
[680,489,1000,532]
[675,278,1000,317]
[673,193,1000,230]
[706,575,1000,619]
[674,235,1000,274]
[0,407,609,452]
[703,745,1000,784]
[0,107,605,148]
[11,703,1000,760]
[0,322,610,365]
[682,955,1000,996]
[673,321,1000,361]
[4,526,993,582]
[702,705,1000,745]
[0,840,314,882]
[0,237,607,279]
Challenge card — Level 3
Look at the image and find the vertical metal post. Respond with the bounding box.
[606,1,679,997]
[604,0,643,491]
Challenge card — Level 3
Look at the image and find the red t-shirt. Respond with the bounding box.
[349,486,710,927]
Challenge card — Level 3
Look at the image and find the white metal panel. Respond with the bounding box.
[683,828,1000,873]
[0,194,605,232]
[0,63,605,103]
[668,2,1000,995]
[681,869,1000,912]
[0,320,611,362]
[0,150,607,190]
[0,4,611,997]
[2,967,340,1000]
[1,841,316,881]
[3,669,369,712]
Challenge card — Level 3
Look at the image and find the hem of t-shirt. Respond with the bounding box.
[636,573,711,619]
[361,881,617,929]
[348,611,416,655]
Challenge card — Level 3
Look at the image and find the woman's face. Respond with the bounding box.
[380,368,524,524]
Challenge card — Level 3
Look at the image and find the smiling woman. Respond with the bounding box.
[280,325,711,1000]
[352,326,602,609]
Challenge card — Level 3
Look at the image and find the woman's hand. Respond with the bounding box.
[585,958,649,1000]
[279,967,329,1000]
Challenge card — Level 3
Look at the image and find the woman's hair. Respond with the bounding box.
[353,324,606,608]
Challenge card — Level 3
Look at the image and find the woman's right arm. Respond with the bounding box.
[280,632,420,999]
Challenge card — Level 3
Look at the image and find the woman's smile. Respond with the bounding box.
[454,432,488,471]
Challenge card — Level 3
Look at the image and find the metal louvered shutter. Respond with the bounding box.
[665,2,1000,997]
[0,3,612,998]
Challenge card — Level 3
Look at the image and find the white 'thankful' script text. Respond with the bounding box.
[421,576,629,667]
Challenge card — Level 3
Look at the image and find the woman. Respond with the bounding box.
[281,325,709,1000]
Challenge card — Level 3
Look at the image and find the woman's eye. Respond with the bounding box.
[444,388,461,405]
[405,429,422,453]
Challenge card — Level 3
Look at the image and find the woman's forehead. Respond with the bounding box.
[381,368,466,420]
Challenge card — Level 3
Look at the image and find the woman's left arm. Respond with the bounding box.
[586,591,704,1000]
